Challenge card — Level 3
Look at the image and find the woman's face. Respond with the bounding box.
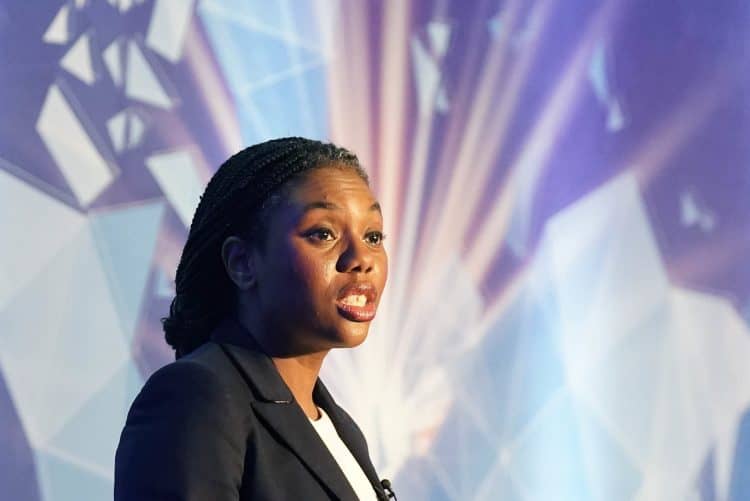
[249,166,388,354]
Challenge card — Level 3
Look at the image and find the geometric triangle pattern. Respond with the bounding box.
[145,150,204,227]
[107,108,148,153]
[103,38,124,87]
[35,84,116,207]
[60,31,97,85]
[0,169,87,310]
[125,40,173,109]
[46,361,144,480]
[145,0,195,63]
[197,0,330,142]
[42,4,72,45]
[106,110,128,152]
[392,173,750,500]
[0,223,129,448]
[3,2,750,501]
[89,201,165,342]
[34,449,114,501]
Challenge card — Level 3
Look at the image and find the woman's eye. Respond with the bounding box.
[365,231,386,246]
[308,228,336,241]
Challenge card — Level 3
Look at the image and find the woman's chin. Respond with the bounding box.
[331,324,370,348]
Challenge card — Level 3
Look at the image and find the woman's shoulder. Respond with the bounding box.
[152,341,237,382]
[115,343,253,499]
[129,342,254,423]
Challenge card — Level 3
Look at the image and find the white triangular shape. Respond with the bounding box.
[36,85,115,206]
[89,201,165,340]
[43,5,71,45]
[127,111,146,148]
[146,150,204,226]
[103,38,123,87]
[146,0,195,62]
[61,32,97,85]
[427,21,451,57]
[0,169,87,310]
[410,37,439,117]
[106,111,128,152]
[125,41,172,108]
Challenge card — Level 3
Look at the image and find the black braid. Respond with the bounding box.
[163,137,368,358]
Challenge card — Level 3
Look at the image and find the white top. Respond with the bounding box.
[309,407,377,500]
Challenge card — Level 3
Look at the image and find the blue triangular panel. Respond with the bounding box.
[507,392,592,500]
[243,64,328,143]
[199,0,326,52]
[89,202,164,342]
[35,449,113,501]
[199,10,322,96]
[47,361,143,473]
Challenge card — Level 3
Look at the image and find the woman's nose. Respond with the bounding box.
[337,237,375,273]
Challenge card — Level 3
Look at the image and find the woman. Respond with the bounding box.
[115,137,393,500]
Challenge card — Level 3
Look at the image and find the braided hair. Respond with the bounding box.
[163,137,368,358]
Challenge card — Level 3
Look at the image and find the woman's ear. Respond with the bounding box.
[221,236,256,290]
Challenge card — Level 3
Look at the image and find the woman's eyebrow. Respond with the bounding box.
[301,201,382,214]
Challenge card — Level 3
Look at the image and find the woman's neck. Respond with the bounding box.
[235,309,328,419]
[271,352,327,419]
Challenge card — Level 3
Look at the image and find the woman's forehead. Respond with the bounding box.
[288,167,375,206]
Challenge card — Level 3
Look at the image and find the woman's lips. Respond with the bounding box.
[336,301,377,322]
[336,283,378,322]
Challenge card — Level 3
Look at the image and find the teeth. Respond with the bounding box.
[341,294,367,307]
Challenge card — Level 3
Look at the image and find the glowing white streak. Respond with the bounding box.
[388,111,439,346]
[394,0,528,359]
[377,0,410,245]
[323,8,348,145]
[312,0,339,61]
[368,0,410,367]
[183,20,243,155]
[343,0,409,406]
[420,2,524,274]
[236,59,327,96]
[198,1,323,52]
[467,3,615,280]
[326,3,375,173]
[40,443,115,481]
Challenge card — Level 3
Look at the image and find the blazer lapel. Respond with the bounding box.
[314,382,389,501]
[211,319,359,501]
[251,400,358,501]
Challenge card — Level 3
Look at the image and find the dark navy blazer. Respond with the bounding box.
[114,318,388,500]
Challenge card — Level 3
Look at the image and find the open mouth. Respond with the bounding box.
[336,283,377,322]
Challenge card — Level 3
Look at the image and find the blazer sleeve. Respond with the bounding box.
[114,360,247,501]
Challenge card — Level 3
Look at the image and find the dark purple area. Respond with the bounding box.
[461,0,750,308]
[0,369,40,501]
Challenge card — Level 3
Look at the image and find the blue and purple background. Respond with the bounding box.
[2,1,750,499]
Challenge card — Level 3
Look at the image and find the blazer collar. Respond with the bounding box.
[210,317,293,403]
[210,318,388,501]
